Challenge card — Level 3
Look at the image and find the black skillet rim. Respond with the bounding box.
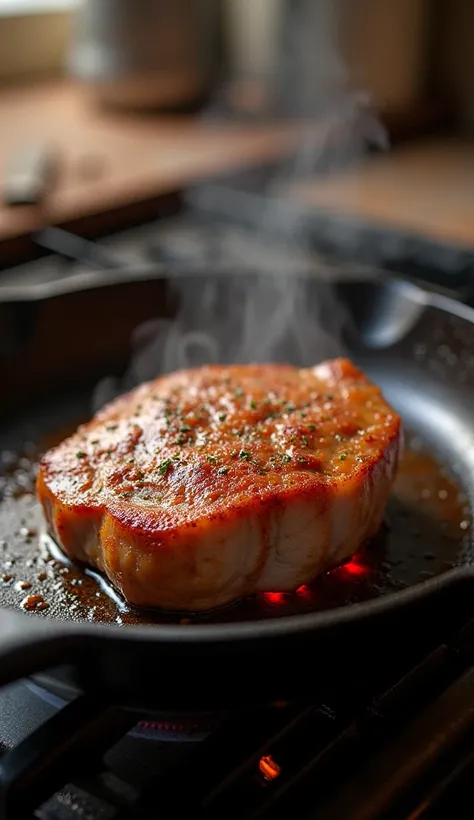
[1,268,474,646]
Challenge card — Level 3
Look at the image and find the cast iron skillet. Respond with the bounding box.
[0,267,473,710]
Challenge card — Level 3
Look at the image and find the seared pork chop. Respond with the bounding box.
[37,359,401,611]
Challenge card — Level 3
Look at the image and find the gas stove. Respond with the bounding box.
[2,176,474,819]
[2,616,474,819]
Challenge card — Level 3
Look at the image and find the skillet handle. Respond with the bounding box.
[0,609,81,688]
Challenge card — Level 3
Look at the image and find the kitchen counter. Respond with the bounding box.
[1,80,474,258]
[0,80,301,245]
[290,136,474,251]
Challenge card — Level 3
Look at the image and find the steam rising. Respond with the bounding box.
[93,3,388,413]
[93,271,346,411]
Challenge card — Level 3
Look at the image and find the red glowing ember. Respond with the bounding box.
[259,754,281,782]
[342,559,366,576]
[264,592,285,604]
[261,560,366,606]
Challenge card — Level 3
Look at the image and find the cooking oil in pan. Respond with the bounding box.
[0,433,471,626]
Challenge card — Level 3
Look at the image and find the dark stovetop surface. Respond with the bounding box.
[2,613,474,819]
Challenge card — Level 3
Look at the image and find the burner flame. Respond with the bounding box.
[259,754,281,782]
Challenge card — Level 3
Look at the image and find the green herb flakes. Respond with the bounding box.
[239,450,251,461]
[217,466,229,476]
[207,455,217,464]
[159,459,172,476]
[76,451,86,459]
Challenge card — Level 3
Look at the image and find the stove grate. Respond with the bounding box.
[2,617,474,819]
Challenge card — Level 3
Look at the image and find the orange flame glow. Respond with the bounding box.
[259,754,281,782]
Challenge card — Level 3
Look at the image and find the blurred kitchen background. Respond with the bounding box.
[1,0,474,294]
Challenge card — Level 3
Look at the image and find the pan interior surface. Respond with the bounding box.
[0,276,472,627]
[0,376,471,628]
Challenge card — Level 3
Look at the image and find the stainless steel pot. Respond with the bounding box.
[68,0,222,111]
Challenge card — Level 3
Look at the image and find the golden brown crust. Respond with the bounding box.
[38,359,400,545]
[36,360,401,609]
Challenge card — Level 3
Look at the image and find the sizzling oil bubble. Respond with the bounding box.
[21,594,48,611]
[0,432,471,625]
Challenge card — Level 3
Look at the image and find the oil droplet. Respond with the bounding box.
[460,520,469,530]
[20,527,37,539]
[37,572,47,581]
[421,489,431,499]
[2,573,12,582]
[16,580,31,590]
[21,594,48,611]
[438,489,448,500]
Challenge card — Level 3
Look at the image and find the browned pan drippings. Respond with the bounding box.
[0,431,470,626]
